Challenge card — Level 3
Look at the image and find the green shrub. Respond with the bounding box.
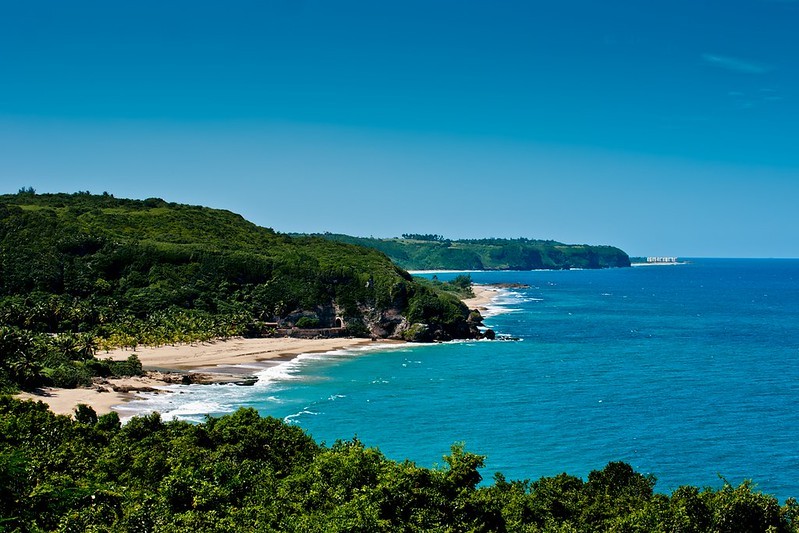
[295,316,320,328]
[110,354,144,377]
[48,363,92,388]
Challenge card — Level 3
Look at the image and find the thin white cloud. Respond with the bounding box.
[760,87,784,101]
[702,53,772,74]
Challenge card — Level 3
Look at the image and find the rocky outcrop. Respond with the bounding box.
[390,307,489,342]
[254,292,488,343]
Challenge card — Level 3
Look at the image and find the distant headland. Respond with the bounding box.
[298,233,631,271]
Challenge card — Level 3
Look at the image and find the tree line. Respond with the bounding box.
[310,234,632,271]
[0,398,795,532]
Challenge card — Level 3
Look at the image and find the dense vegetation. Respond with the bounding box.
[0,397,795,532]
[0,192,478,392]
[304,234,631,271]
[421,274,476,300]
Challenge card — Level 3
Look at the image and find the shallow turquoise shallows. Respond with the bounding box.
[125,259,799,502]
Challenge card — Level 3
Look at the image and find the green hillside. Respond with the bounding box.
[306,234,631,271]
[0,192,480,392]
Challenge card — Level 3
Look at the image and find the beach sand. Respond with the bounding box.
[462,284,503,313]
[15,375,165,417]
[15,337,395,417]
[102,336,383,371]
[15,287,503,418]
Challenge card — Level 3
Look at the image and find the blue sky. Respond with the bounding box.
[1,1,797,257]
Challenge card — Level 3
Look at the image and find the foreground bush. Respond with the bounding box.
[0,397,795,532]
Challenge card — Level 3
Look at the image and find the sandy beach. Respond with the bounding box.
[103,336,383,371]
[16,337,391,417]
[16,286,503,418]
[462,284,504,314]
[15,376,166,417]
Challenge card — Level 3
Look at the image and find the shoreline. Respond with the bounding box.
[15,285,505,418]
[15,337,399,417]
[461,284,506,316]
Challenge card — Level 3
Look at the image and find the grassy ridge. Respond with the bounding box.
[304,234,631,270]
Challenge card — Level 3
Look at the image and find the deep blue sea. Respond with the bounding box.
[123,259,799,502]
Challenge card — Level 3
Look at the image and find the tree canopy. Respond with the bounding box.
[0,397,795,532]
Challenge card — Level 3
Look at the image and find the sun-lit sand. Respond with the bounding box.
[15,337,397,417]
[462,284,503,312]
[103,336,383,370]
[15,376,165,417]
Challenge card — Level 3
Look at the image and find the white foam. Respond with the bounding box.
[116,342,414,423]
[117,376,298,422]
[481,289,541,317]
[284,409,319,423]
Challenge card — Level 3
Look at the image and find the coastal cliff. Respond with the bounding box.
[301,233,631,270]
[0,192,480,392]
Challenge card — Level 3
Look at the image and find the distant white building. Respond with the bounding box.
[646,256,678,263]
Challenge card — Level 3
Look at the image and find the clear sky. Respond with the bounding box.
[1,1,797,257]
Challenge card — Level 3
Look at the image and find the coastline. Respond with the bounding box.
[102,336,385,372]
[15,337,398,417]
[461,284,505,316]
[15,377,158,417]
[15,285,505,419]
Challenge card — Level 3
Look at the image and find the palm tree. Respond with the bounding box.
[76,333,98,360]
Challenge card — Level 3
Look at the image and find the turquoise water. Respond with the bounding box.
[125,259,799,501]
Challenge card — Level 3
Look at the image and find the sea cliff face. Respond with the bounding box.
[272,291,485,342]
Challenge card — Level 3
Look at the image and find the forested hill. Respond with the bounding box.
[0,192,479,392]
[303,233,631,270]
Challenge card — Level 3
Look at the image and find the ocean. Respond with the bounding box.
[120,259,799,502]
